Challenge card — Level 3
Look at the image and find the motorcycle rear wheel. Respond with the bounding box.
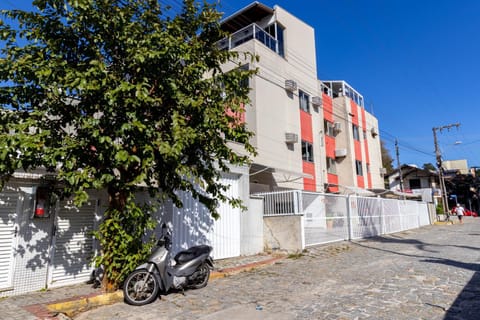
[188,262,210,289]
[123,269,159,306]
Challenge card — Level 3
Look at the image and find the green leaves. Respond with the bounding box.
[1,0,257,290]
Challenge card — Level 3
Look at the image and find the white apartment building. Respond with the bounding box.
[220,2,384,194]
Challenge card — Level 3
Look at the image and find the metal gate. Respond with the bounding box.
[260,190,432,248]
[303,193,349,245]
[208,173,241,259]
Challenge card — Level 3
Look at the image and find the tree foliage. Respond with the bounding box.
[380,139,394,174]
[0,0,256,290]
[422,163,436,171]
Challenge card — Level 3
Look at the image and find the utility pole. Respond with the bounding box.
[395,139,404,194]
[433,123,460,213]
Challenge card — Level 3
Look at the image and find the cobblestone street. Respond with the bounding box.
[70,217,480,320]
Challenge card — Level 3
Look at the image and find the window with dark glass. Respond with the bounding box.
[409,178,421,189]
[355,160,363,176]
[352,124,360,141]
[299,90,310,113]
[264,23,285,57]
[302,141,314,162]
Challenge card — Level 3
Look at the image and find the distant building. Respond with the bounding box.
[386,164,440,203]
[443,159,469,175]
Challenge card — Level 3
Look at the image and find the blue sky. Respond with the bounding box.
[219,0,480,169]
[3,0,480,168]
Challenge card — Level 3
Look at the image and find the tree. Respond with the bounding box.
[422,163,436,171]
[0,0,256,291]
[380,139,394,174]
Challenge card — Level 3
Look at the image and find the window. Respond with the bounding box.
[302,141,314,162]
[239,64,250,89]
[324,120,335,137]
[409,179,421,189]
[352,124,360,141]
[299,90,310,113]
[265,23,285,57]
[326,157,336,174]
[355,160,363,176]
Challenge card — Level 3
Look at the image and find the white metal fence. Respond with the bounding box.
[257,190,431,246]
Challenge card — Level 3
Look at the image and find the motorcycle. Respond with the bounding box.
[123,223,214,306]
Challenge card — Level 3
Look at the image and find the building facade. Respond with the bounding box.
[322,81,384,193]
[220,2,384,194]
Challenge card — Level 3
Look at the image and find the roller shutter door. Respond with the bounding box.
[0,192,19,289]
[49,198,97,287]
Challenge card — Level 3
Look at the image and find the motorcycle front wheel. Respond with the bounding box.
[123,269,160,306]
[188,262,210,289]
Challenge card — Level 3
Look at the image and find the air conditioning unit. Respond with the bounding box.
[284,79,297,92]
[311,96,322,107]
[371,127,378,137]
[335,148,347,158]
[333,122,342,132]
[379,167,387,175]
[285,132,298,144]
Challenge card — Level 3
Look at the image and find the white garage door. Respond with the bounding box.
[49,198,98,287]
[0,192,19,289]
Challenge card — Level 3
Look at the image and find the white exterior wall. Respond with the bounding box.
[230,5,322,190]
[365,111,384,189]
[332,97,356,187]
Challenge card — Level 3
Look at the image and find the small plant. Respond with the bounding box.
[436,203,444,214]
[287,252,304,260]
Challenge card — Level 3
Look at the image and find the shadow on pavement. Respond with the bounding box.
[354,232,480,320]
[442,271,480,320]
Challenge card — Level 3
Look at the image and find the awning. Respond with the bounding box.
[220,2,274,33]
[250,164,313,180]
[340,186,376,197]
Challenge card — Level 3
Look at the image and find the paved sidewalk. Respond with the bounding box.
[0,252,284,320]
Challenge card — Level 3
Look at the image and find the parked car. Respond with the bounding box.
[451,207,478,217]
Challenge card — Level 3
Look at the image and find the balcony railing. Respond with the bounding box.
[218,23,280,55]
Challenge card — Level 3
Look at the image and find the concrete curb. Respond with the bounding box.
[41,255,286,318]
[210,255,286,280]
[46,291,123,318]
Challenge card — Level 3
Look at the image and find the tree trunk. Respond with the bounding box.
[100,187,129,292]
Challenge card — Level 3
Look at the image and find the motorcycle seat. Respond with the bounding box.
[174,245,212,264]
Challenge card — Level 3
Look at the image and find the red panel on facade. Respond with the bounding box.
[350,100,359,126]
[357,175,365,188]
[327,173,339,193]
[300,110,313,142]
[322,94,333,122]
[325,135,335,158]
[303,161,316,191]
[361,108,367,131]
[354,140,362,161]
